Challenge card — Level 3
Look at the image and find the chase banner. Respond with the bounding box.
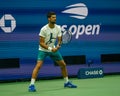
[77,67,104,79]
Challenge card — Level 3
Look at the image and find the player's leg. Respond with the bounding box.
[29,50,47,92]
[31,60,43,84]
[56,60,77,88]
[29,60,43,92]
[55,60,68,82]
[50,51,77,88]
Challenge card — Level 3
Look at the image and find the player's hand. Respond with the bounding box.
[52,46,60,52]
[52,48,57,52]
[56,44,61,49]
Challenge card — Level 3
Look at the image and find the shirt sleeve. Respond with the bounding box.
[39,28,45,37]
[57,25,62,37]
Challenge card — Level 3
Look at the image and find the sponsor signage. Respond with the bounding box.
[77,67,104,79]
[0,0,119,80]
[61,3,101,39]
[0,14,16,33]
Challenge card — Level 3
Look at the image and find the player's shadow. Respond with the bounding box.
[40,87,64,92]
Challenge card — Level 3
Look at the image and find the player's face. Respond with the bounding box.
[49,15,56,24]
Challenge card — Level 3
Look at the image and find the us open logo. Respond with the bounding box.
[62,3,88,19]
[61,3,101,39]
[0,14,16,33]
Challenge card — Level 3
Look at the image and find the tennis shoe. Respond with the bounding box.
[64,81,77,88]
[28,85,36,92]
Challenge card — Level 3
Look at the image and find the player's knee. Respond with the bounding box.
[60,63,66,69]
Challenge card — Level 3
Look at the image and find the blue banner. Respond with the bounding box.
[0,0,120,80]
[77,67,104,79]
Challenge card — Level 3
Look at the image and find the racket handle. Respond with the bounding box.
[58,44,62,47]
[48,47,52,51]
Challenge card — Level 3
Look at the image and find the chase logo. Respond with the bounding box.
[62,3,88,19]
[0,14,16,33]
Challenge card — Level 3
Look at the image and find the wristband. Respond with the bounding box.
[48,47,52,51]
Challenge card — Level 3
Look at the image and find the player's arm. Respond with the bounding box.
[57,26,62,46]
[39,36,49,50]
[40,36,59,52]
[57,36,62,46]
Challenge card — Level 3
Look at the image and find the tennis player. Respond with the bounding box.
[28,11,77,92]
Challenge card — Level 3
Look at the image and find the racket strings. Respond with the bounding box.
[62,31,72,44]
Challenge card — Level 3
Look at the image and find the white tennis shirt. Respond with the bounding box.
[39,24,62,52]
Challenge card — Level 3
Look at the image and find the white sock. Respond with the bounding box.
[30,78,35,85]
[64,77,69,83]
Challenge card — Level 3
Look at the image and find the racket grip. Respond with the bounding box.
[58,44,62,47]
[48,47,52,51]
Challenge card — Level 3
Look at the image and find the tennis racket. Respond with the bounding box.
[61,29,72,45]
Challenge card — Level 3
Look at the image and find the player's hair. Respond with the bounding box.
[47,11,56,18]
